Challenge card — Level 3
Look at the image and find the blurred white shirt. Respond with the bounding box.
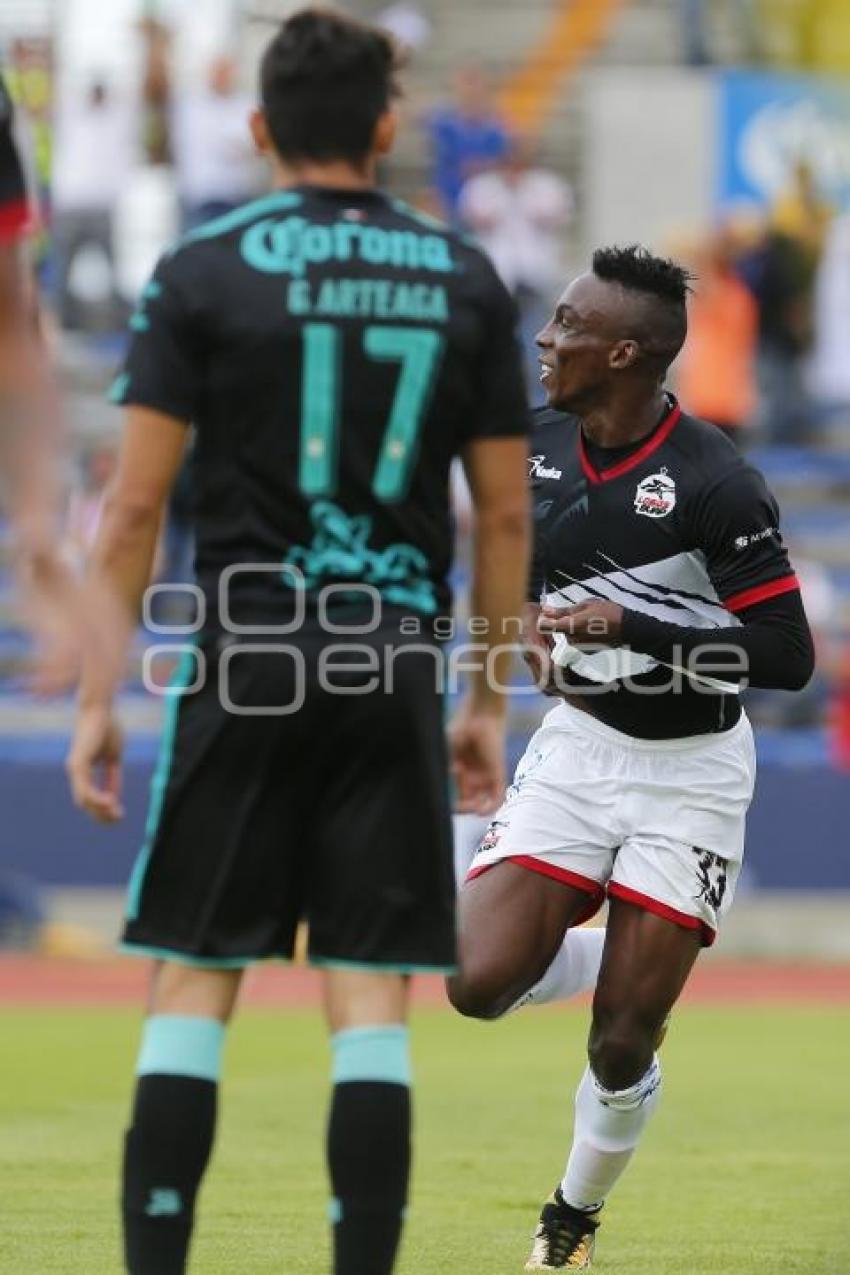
[376,2,431,49]
[459,166,572,295]
[52,94,138,211]
[810,213,850,404]
[172,91,259,207]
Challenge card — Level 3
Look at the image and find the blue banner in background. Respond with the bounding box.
[717,69,850,211]
[1,737,848,890]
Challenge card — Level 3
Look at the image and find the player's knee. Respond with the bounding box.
[588,1014,655,1091]
[445,969,507,1021]
[152,963,242,1024]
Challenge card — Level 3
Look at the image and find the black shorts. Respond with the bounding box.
[122,623,456,972]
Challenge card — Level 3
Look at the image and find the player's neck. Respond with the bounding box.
[268,155,378,193]
[579,387,669,450]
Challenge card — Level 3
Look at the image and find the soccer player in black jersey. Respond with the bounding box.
[66,11,528,1275]
[448,246,814,1269]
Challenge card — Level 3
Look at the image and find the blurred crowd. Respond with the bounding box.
[674,160,841,447]
[27,21,850,453]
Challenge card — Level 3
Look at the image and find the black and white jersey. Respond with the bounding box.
[0,77,29,243]
[529,397,801,738]
[112,184,527,624]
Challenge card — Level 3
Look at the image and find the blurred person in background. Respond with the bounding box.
[5,37,52,270]
[810,212,850,409]
[679,0,761,65]
[138,15,173,167]
[771,160,832,258]
[375,2,431,51]
[423,65,511,222]
[459,136,572,390]
[744,163,831,445]
[675,225,758,446]
[172,55,261,230]
[52,78,136,331]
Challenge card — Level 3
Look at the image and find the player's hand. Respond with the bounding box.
[538,600,624,648]
[67,706,125,823]
[448,700,507,816]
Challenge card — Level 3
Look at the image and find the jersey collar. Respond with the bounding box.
[578,397,682,485]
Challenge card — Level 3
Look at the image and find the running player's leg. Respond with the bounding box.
[566,897,700,1202]
[323,969,410,1275]
[526,898,700,1269]
[505,924,606,1013]
[452,814,606,1013]
[448,707,616,1018]
[123,963,243,1275]
[448,861,605,1019]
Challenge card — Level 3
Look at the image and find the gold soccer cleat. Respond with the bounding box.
[525,1188,600,1269]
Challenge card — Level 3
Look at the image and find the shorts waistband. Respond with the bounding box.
[551,700,750,753]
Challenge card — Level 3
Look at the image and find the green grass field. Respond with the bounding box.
[1,1004,848,1274]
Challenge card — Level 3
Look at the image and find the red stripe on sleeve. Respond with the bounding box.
[0,198,31,241]
[723,574,800,614]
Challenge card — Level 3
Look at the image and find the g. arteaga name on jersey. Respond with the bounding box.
[238,210,456,321]
[286,276,449,322]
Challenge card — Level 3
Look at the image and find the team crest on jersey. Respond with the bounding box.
[478,820,507,853]
[634,467,676,519]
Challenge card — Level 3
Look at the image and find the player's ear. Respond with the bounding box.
[250,109,272,155]
[373,107,398,157]
[609,339,639,370]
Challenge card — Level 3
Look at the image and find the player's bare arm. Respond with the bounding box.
[67,407,188,822]
[0,246,59,551]
[450,434,529,815]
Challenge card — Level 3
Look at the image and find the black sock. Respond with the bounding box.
[327,1081,411,1275]
[122,1074,217,1275]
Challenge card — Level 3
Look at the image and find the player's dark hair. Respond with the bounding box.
[260,8,402,169]
[592,244,692,371]
[592,244,693,305]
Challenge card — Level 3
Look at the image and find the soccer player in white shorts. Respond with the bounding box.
[447,246,814,1270]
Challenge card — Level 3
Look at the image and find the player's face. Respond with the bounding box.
[535,274,625,413]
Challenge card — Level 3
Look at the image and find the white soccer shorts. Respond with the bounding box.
[467,701,756,946]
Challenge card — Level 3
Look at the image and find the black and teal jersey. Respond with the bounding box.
[112,183,527,622]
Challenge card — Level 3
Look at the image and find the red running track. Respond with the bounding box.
[0,956,847,1008]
